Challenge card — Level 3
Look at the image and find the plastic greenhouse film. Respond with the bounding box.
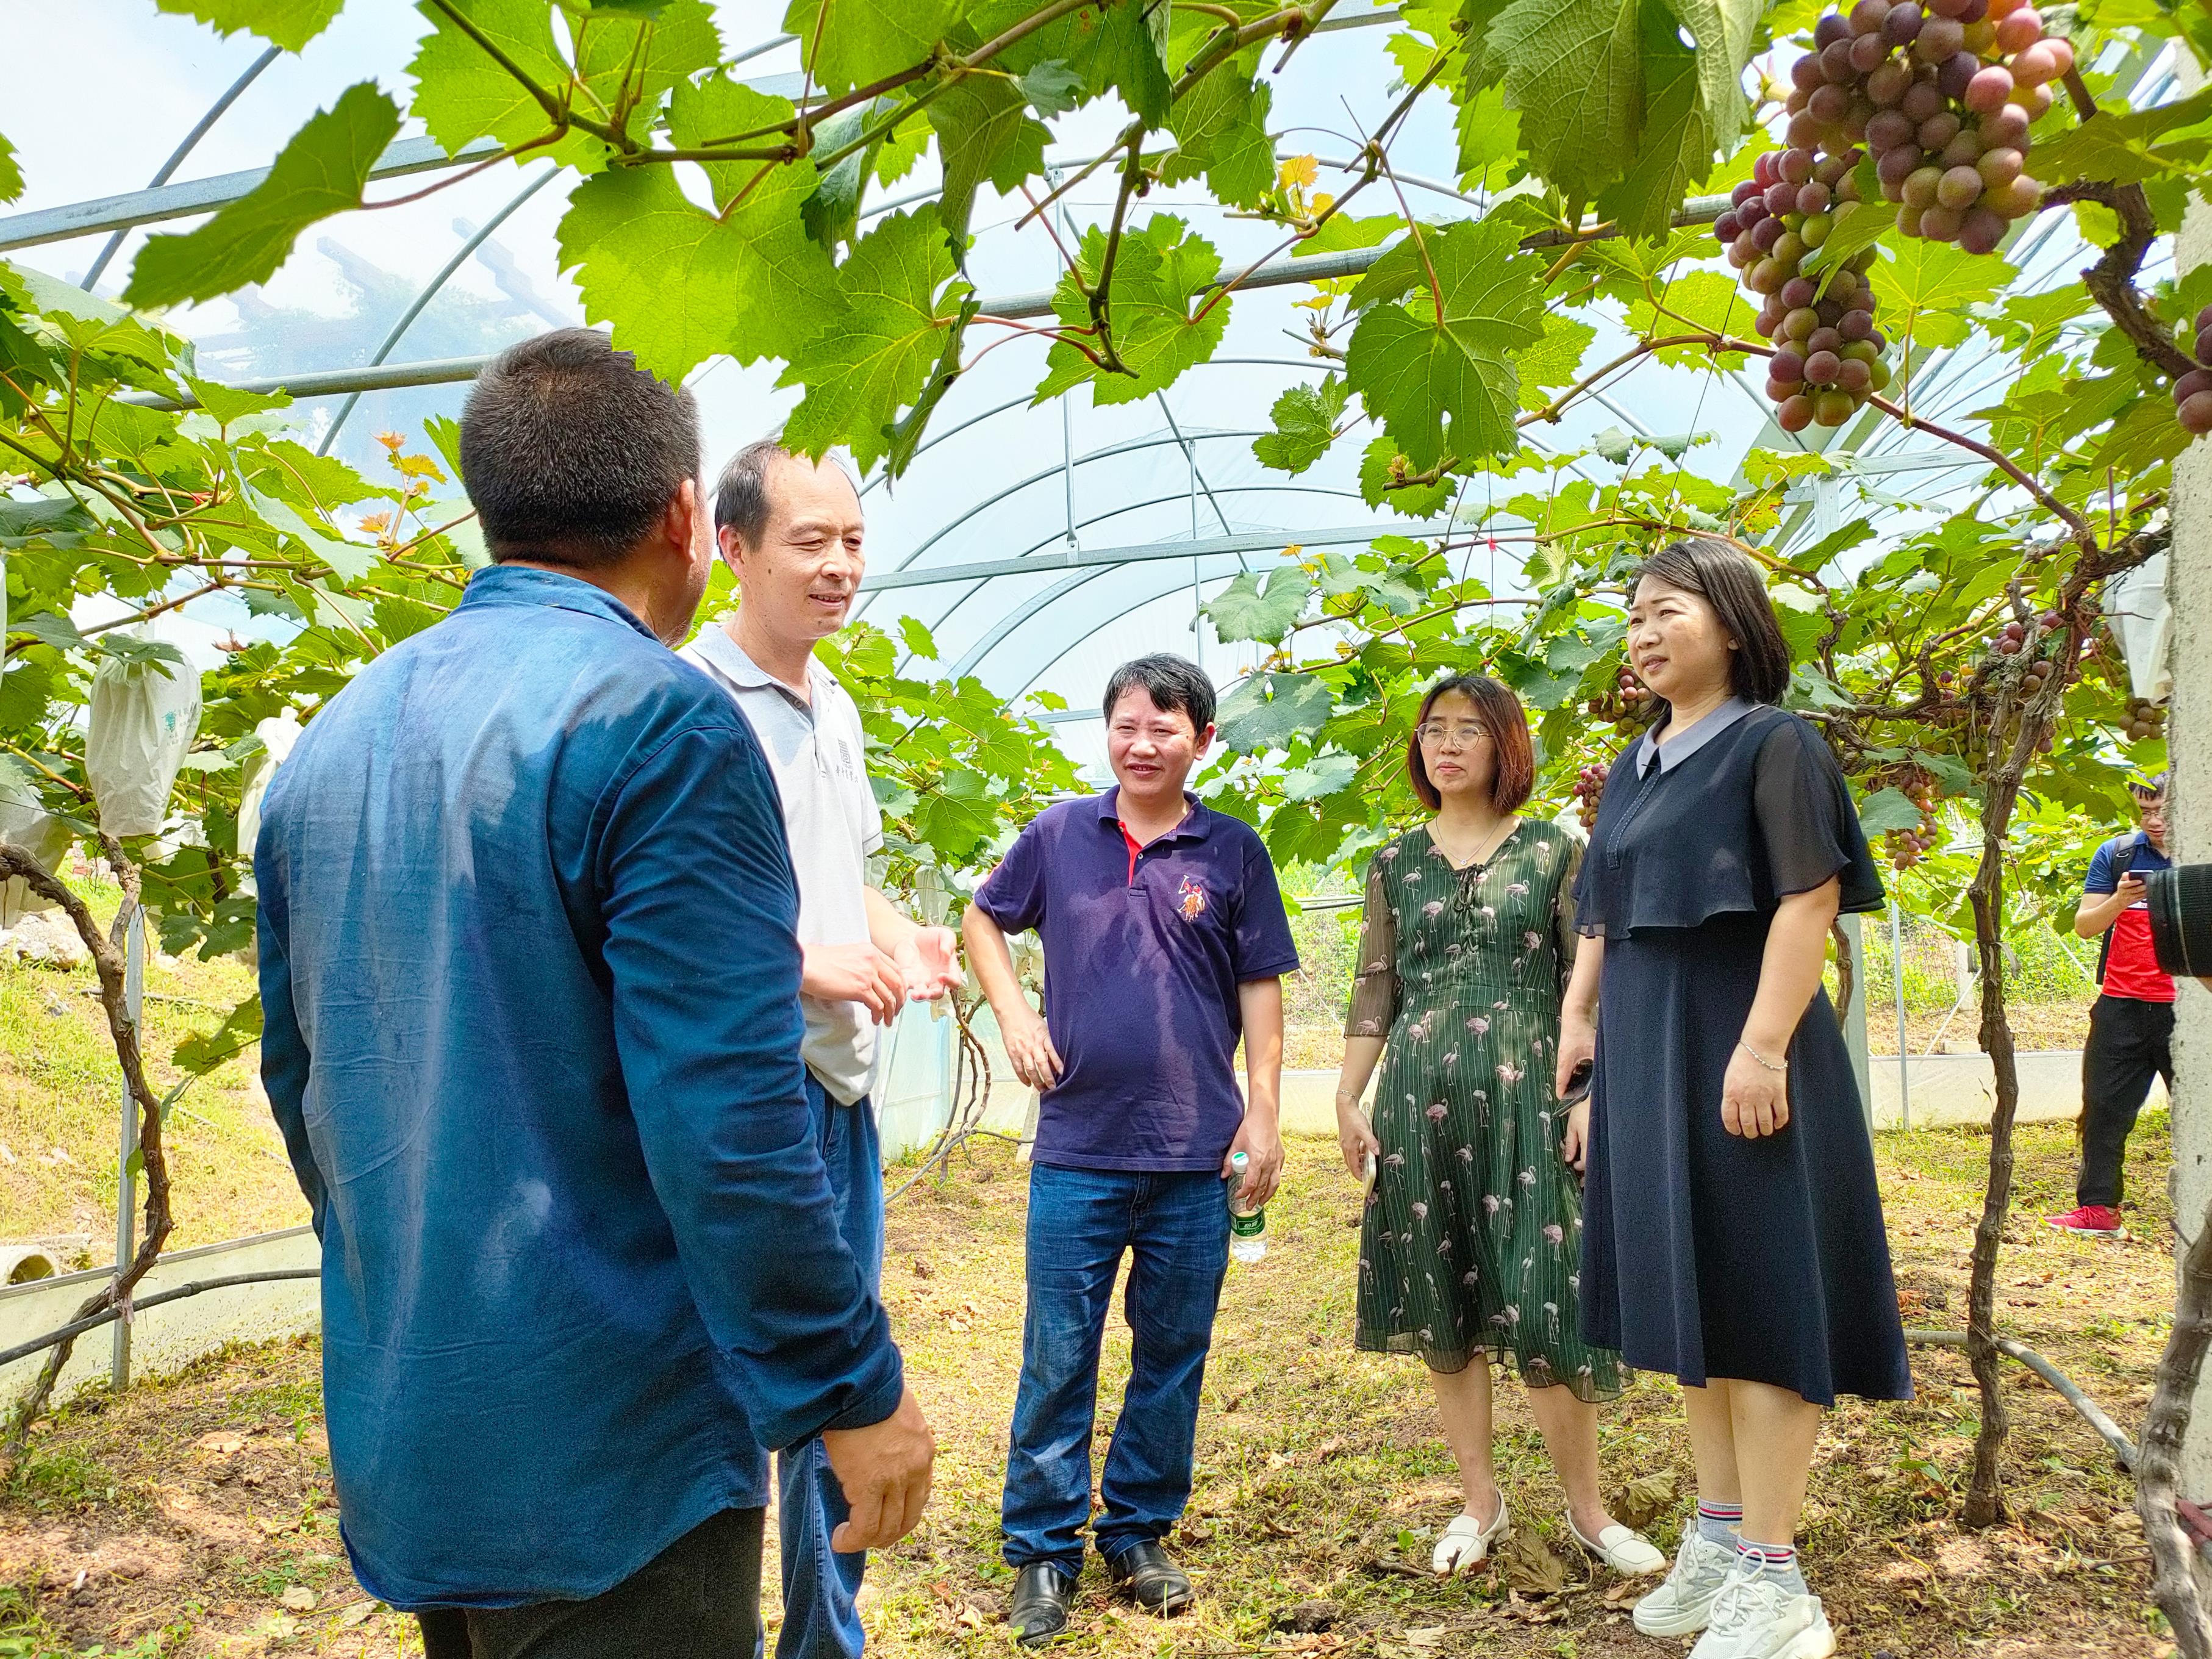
[85,650,202,840]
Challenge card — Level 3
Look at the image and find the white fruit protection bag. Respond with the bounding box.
[85,651,202,840]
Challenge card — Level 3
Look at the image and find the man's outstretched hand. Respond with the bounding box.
[822,1384,936,1552]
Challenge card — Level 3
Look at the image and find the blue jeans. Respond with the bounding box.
[772,1077,882,1659]
[1001,1165,1231,1579]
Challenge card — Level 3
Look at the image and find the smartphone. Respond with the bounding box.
[1561,1059,1593,1106]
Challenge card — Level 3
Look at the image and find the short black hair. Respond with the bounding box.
[712,437,859,550]
[2131,770,2169,801]
[459,329,700,569]
[1102,653,1215,732]
[1631,538,1791,705]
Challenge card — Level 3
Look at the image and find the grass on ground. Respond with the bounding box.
[0,1117,2174,1657]
[0,903,307,1258]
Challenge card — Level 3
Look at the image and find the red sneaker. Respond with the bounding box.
[2046,1205,2124,1238]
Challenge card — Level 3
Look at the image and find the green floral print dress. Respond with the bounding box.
[1346,820,1624,1401]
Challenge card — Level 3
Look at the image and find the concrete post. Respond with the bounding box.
[2167,49,2212,1497]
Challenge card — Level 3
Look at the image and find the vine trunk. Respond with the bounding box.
[0,841,174,1464]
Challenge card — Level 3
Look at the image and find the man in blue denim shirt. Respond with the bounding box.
[256,331,933,1658]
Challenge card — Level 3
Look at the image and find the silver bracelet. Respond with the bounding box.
[1738,1039,1788,1073]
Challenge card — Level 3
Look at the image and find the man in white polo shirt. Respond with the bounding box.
[681,439,957,1659]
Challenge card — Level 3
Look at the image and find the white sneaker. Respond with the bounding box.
[1631,1529,1738,1637]
[1688,1566,1836,1659]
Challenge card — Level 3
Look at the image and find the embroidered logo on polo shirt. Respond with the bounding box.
[1176,875,1208,920]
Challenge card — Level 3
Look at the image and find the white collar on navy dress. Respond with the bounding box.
[1635,695,1756,777]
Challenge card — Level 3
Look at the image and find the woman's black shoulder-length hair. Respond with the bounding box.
[1632,537,1791,705]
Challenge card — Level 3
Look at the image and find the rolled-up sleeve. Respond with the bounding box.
[600,721,903,1449]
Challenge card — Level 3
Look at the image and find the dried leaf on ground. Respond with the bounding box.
[1496,1528,1570,1595]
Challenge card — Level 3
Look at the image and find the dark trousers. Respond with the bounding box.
[2078,993,2175,1209]
[415,1507,764,1659]
[773,1078,883,1659]
[1001,1164,1231,1578]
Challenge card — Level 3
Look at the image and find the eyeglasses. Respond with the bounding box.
[1416,722,1489,748]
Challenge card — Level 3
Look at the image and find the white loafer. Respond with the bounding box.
[1432,1493,1511,1575]
[1566,1511,1667,1576]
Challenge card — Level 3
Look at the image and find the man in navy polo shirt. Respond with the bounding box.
[964,653,1298,1644]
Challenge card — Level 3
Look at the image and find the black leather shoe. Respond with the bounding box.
[1106,1541,1193,1614]
[1010,1563,1076,1646]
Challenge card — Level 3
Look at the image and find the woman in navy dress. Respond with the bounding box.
[1555,539,1907,1659]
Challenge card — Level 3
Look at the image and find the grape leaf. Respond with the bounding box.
[1294,215,1400,259]
[409,0,601,170]
[1592,10,1715,242]
[566,101,843,374]
[1880,238,2013,350]
[570,0,721,135]
[1283,751,1359,801]
[1020,59,1086,116]
[1206,567,1314,643]
[1455,84,1523,192]
[1623,270,1745,364]
[783,0,958,95]
[156,0,345,51]
[780,209,972,475]
[1034,215,1230,406]
[0,132,22,207]
[1512,315,1595,409]
[1856,786,1925,836]
[873,115,931,185]
[175,994,263,1077]
[1344,217,1548,467]
[1656,0,1757,139]
[1359,432,1453,515]
[929,74,1050,247]
[1487,0,1643,204]
[1217,672,1334,754]
[2031,85,2212,187]
[1253,378,1349,474]
[1158,24,1275,209]
[124,83,399,310]
[965,0,1170,123]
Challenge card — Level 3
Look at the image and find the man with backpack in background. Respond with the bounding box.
[2049,772,2175,1238]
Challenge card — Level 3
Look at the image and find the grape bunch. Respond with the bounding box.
[1714,150,1890,431]
[1794,0,2060,256]
[1572,762,1609,830]
[2121,697,2166,742]
[2172,303,2212,435]
[1881,767,1941,870]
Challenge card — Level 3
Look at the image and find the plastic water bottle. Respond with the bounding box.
[1228,1151,1266,1264]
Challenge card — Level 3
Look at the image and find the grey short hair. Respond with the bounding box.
[458,329,700,569]
[713,438,860,548]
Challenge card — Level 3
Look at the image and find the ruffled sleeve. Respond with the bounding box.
[1344,851,1400,1037]
[1753,714,1887,914]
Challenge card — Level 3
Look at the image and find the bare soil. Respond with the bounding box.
[0,1118,2174,1657]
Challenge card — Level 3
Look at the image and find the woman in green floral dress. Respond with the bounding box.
[1333,675,1663,1580]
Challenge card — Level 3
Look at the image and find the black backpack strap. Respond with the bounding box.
[2096,839,2139,985]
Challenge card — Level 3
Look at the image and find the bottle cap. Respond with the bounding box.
[1231,1151,1250,1171]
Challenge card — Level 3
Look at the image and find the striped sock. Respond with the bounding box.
[1738,1537,1806,1595]
[1695,1499,1742,1547]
